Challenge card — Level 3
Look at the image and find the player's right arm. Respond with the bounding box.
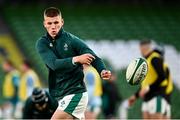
[36,38,78,71]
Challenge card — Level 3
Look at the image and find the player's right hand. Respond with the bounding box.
[73,53,95,65]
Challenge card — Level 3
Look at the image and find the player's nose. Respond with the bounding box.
[51,23,56,29]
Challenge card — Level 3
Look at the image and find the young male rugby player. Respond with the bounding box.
[36,7,111,119]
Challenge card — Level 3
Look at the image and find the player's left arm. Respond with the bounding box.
[71,36,111,79]
[151,57,166,88]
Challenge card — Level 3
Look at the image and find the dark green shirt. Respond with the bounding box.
[36,28,106,100]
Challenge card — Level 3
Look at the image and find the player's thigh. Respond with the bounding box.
[51,109,73,119]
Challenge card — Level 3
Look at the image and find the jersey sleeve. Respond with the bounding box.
[36,38,77,71]
[71,35,106,75]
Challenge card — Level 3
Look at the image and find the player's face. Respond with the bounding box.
[44,15,64,38]
[35,103,47,111]
[139,44,151,57]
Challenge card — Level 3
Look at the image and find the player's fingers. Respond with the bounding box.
[86,61,91,65]
[102,73,110,77]
[102,73,111,79]
[86,54,95,59]
[85,59,92,64]
[103,71,111,75]
[87,57,93,62]
[106,73,111,76]
[101,71,106,76]
[103,74,110,77]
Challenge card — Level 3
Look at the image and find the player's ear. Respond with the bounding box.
[43,20,46,28]
[61,18,64,26]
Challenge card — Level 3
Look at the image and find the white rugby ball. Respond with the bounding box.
[126,57,148,85]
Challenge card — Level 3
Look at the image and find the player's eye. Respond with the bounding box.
[54,21,59,24]
[47,22,52,25]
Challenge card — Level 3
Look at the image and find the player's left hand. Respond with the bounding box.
[101,70,111,80]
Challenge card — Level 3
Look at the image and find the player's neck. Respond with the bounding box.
[144,49,153,58]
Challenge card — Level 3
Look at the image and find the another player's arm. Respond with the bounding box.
[129,78,150,105]
[150,57,166,88]
[71,36,111,79]
[36,39,77,71]
[131,78,151,99]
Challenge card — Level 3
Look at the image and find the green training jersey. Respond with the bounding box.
[36,28,106,100]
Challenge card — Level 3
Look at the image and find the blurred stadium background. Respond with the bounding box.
[0,0,180,119]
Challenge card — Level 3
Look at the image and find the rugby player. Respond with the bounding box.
[128,40,173,119]
[36,7,111,119]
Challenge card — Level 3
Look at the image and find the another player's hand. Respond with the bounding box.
[101,70,111,80]
[128,95,136,106]
[73,54,95,65]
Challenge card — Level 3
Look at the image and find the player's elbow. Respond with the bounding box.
[50,60,66,71]
[47,61,59,71]
[51,62,59,71]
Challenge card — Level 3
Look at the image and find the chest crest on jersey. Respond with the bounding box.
[64,43,68,51]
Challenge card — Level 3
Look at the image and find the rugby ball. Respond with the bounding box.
[126,58,148,85]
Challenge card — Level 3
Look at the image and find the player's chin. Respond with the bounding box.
[51,32,57,35]
[50,34,56,38]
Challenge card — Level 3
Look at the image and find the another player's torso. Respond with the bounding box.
[143,52,160,85]
[42,29,86,100]
[142,52,167,101]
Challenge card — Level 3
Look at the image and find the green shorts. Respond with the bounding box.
[57,92,88,120]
